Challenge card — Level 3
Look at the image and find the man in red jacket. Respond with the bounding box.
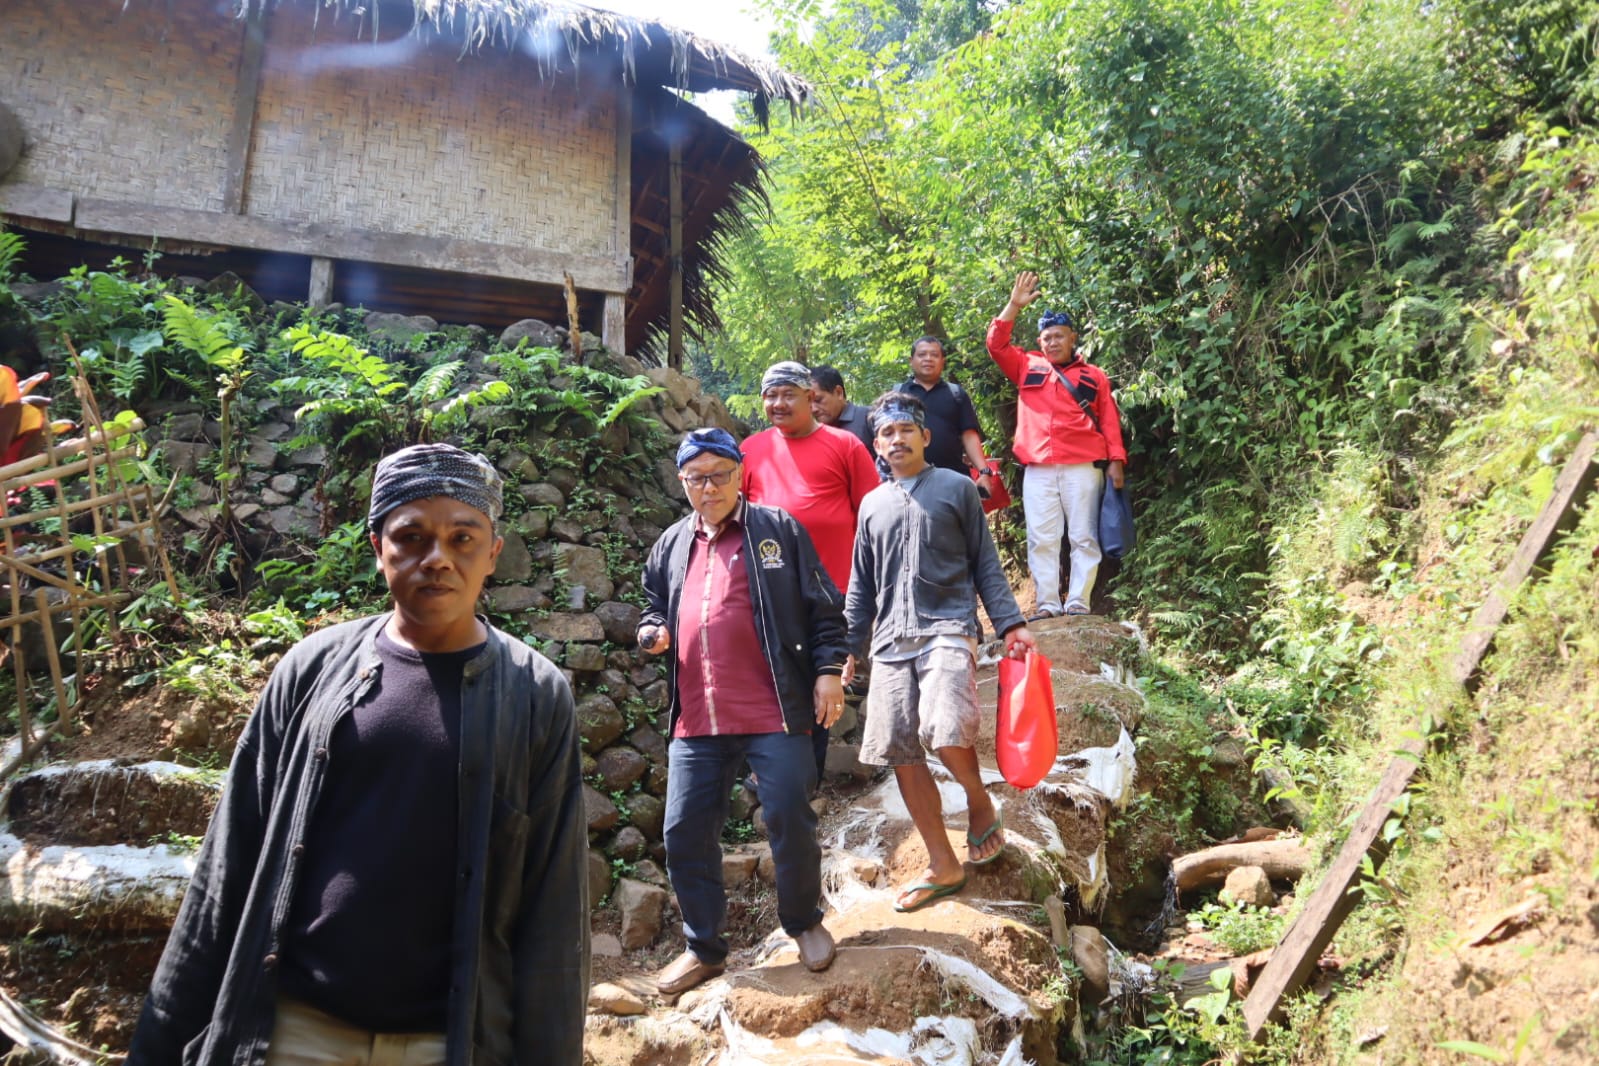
[987,271,1127,617]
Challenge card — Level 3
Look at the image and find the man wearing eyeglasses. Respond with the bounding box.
[637,428,847,996]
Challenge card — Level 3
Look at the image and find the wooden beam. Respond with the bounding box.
[308,256,335,309]
[0,183,73,224]
[1241,431,1599,1040]
[71,198,630,293]
[668,137,683,369]
[609,85,633,356]
[602,293,626,355]
[1450,430,1599,687]
[221,10,268,214]
[1239,733,1423,1040]
[615,86,633,264]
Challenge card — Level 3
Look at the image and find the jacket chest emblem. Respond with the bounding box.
[757,538,785,569]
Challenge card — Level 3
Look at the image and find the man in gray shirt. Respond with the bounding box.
[844,393,1035,913]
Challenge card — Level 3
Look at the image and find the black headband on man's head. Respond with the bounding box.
[368,443,504,534]
[1038,310,1076,331]
[869,390,928,433]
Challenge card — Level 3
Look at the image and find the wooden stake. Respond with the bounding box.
[33,590,71,736]
[1241,431,1599,1039]
[668,136,684,369]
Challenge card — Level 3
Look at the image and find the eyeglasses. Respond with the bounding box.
[679,469,737,490]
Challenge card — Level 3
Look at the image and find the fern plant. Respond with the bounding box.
[0,229,23,289]
[273,326,408,451]
[161,295,253,526]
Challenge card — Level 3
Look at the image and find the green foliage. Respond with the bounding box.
[274,325,409,451]
[487,345,664,432]
[1191,899,1284,955]
[43,262,170,408]
[253,520,384,614]
[159,639,260,702]
[0,230,26,309]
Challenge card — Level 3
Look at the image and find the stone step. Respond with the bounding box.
[3,759,220,848]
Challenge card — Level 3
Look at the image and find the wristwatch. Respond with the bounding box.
[983,466,1000,477]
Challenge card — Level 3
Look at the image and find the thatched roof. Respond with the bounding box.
[233,0,809,116]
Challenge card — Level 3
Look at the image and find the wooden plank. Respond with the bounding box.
[615,87,634,264]
[1242,431,1599,1039]
[602,293,626,356]
[1241,733,1424,1038]
[221,11,268,214]
[1450,430,1599,687]
[668,137,683,369]
[0,183,73,224]
[611,87,633,356]
[72,199,629,293]
[308,256,335,309]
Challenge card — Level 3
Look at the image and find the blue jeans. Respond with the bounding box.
[664,731,821,965]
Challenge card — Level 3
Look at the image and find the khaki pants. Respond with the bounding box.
[265,998,446,1066]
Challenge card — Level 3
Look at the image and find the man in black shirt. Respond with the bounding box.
[129,444,589,1066]
[810,365,876,449]
[897,336,998,499]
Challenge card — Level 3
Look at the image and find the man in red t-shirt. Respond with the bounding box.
[742,361,880,777]
[742,361,880,593]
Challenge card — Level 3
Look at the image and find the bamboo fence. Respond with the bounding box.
[1,373,177,780]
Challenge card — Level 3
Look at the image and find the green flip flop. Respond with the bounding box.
[893,876,967,913]
[967,814,1006,866]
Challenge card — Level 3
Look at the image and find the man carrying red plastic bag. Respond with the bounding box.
[844,392,1036,913]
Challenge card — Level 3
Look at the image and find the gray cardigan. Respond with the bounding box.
[845,465,1025,658]
[128,614,589,1066]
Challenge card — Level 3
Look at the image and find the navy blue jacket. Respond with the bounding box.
[640,499,848,736]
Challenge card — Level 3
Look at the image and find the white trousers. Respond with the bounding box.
[1021,463,1103,614]
[265,998,447,1066]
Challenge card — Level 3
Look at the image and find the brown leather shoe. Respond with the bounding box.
[655,950,725,995]
[794,921,836,973]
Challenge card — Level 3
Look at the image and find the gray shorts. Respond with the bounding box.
[859,646,981,766]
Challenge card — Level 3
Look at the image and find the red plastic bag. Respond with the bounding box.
[971,466,1012,514]
[996,650,1057,788]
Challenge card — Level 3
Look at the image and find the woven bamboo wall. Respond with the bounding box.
[245,7,619,255]
[0,1,238,212]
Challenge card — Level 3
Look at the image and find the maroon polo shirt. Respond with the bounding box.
[673,504,787,738]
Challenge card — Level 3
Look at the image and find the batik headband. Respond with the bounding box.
[1038,310,1076,331]
[368,443,504,533]
[870,404,926,432]
[760,361,814,394]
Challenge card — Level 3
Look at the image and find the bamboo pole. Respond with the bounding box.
[32,590,70,736]
[0,593,127,632]
[0,423,143,484]
[1,445,142,494]
[1,456,28,749]
[0,486,165,533]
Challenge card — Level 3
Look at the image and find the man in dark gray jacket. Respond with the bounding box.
[846,393,1035,913]
[639,427,847,995]
[128,443,589,1066]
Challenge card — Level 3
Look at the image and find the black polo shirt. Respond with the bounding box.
[898,378,982,473]
[831,401,876,450]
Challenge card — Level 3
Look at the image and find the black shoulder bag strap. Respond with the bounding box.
[1052,362,1101,433]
